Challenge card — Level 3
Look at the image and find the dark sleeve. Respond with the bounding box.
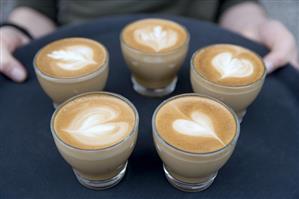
[216,0,259,21]
[13,0,58,23]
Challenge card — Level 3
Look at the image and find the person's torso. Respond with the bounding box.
[57,0,219,24]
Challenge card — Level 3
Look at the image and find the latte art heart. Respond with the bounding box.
[64,106,128,146]
[172,112,224,145]
[47,45,96,71]
[134,25,177,52]
[212,52,254,79]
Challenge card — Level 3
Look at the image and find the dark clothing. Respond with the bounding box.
[14,0,258,25]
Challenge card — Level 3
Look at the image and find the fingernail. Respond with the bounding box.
[264,60,273,73]
[11,67,26,82]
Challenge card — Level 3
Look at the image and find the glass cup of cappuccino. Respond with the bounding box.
[190,44,266,121]
[120,18,189,97]
[50,91,139,190]
[34,37,109,107]
[152,93,240,192]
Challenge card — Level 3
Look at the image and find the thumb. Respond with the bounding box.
[0,49,27,82]
[290,52,299,70]
[263,51,288,74]
[259,20,296,73]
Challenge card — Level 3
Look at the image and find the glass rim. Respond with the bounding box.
[152,93,240,156]
[50,91,139,152]
[33,37,109,82]
[120,18,190,56]
[190,43,267,89]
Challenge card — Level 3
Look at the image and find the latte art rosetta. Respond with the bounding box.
[212,52,254,79]
[134,25,177,52]
[64,106,129,146]
[172,111,224,145]
[47,45,96,71]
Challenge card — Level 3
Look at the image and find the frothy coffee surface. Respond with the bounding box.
[155,96,237,153]
[122,19,188,53]
[193,44,265,86]
[35,38,107,78]
[54,93,135,150]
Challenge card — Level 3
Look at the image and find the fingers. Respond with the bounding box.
[263,48,290,73]
[263,44,298,73]
[290,53,299,70]
[259,20,298,73]
[0,47,27,82]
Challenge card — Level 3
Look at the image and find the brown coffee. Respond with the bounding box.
[155,96,236,153]
[54,93,135,150]
[121,18,189,96]
[122,18,188,53]
[36,38,107,78]
[191,44,266,120]
[51,92,138,190]
[34,37,109,106]
[193,44,265,86]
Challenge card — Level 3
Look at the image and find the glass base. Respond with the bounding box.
[53,102,58,109]
[73,161,127,190]
[131,76,177,97]
[163,165,217,192]
[236,110,247,123]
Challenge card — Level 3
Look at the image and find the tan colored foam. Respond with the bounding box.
[122,18,188,53]
[54,93,135,150]
[155,96,237,153]
[35,38,107,78]
[193,44,265,86]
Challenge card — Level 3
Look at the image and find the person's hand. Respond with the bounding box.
[240,19,299,73]
[0,27,29,82]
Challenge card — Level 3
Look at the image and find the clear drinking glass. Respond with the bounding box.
[34,39,109,108]
[190,46,266,122]
[152,93,240,192]
[50,92,139,190]
[120,20,189,97]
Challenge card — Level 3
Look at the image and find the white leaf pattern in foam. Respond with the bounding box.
[172,112,224,145]
[64,107,128,146]
[212,52,254,79]
[134,25,177,52]
[47,45,96,70]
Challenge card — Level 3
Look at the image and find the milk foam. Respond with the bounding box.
[172,111,224,145]
[134,25,177,52]
[64,106,129,146]
[212,52,254,79]
[47,45,96,71]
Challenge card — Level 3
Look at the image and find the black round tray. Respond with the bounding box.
[1,15,299,199]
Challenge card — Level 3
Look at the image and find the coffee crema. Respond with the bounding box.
[193,44,265,86]
[35,38,107,78]
[122,19,188,53]
[155,96,237,153]
[53,93,135,150]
